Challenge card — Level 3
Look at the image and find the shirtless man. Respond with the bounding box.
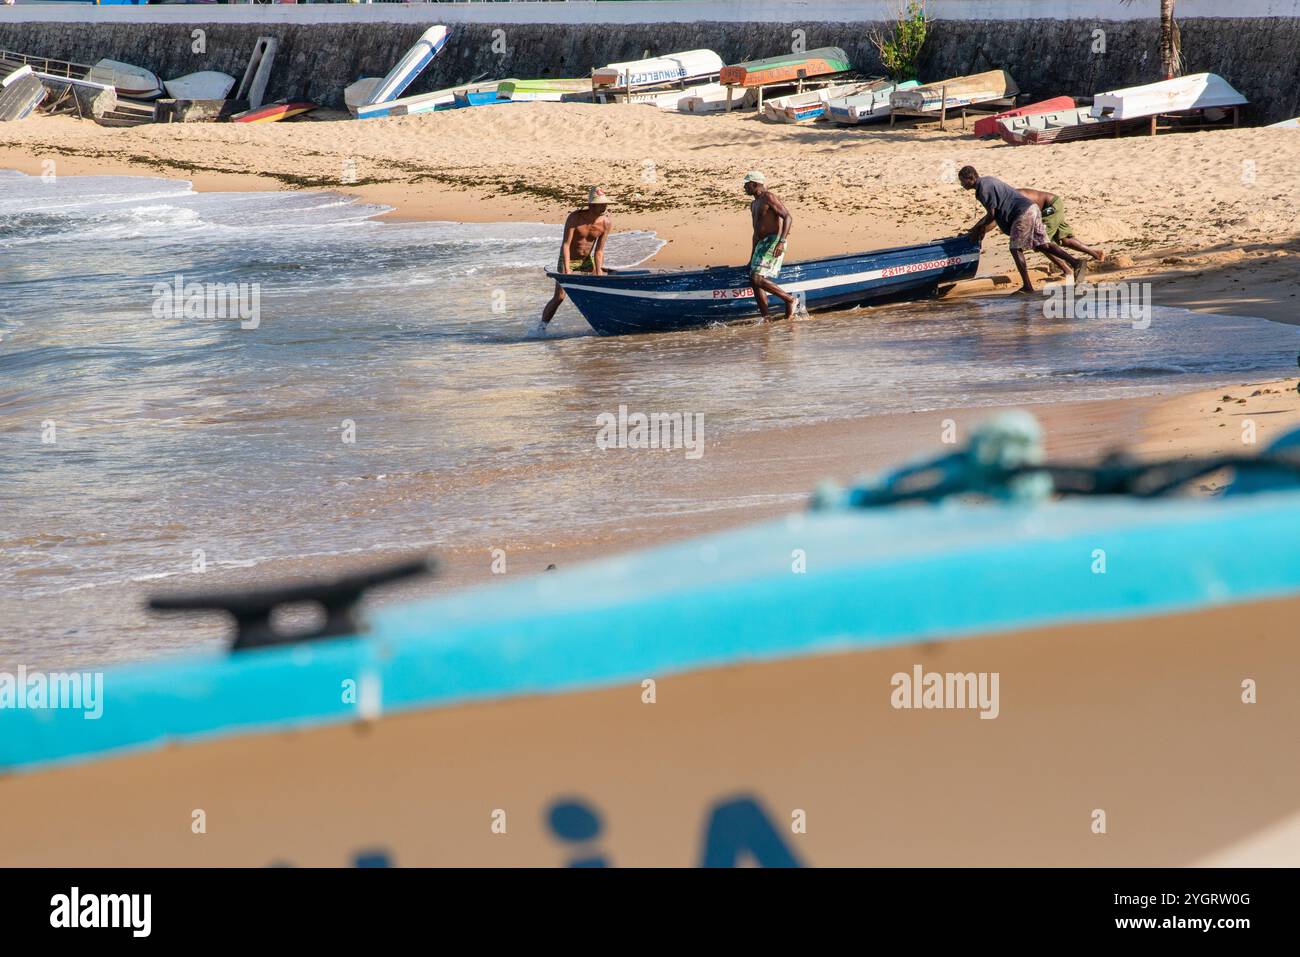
[960,165,1086,294]
[534,187,613,335]
[743,171,797,320]
[1018,187,1106,272]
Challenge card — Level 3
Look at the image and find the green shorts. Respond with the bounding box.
[750,234,785,279]
[557,253,595,273]
[1041,196,1073,242]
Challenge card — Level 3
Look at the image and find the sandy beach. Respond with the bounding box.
[3,106,1299,667]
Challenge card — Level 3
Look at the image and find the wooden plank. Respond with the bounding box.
[235,36,278,112]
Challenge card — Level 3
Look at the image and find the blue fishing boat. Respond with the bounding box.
[4,415,1300,866]
[548,235,980,335]
[452,88,513,108]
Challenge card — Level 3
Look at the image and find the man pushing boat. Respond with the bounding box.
[534,187,613,335]
[959,166,1087,294]
[743,171,798,320]
[1017,187,1106,271]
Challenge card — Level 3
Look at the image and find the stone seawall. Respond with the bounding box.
[0,18,1296,122]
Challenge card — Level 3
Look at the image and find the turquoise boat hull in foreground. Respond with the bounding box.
[6,423,1300,866]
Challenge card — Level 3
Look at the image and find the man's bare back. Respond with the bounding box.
[1018,187,1055,209]
[751,191,788,239]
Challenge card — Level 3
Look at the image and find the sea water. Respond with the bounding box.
[3,170,1299,661]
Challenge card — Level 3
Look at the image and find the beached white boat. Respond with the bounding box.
[0,64,47,122]
[162,71,235,101]
[344,77,381,114]
[87,58,162,99]
[453,81,522,109]
[1090,73,1246,121]
[355,80,508,119]
[763,81,877,124]
[1269,116,1300,128]
[601,81,730,111]
[997,105,1137,145]
[827,79,919,124]
[679,83,752,113]
[593,49,723,90]
[363,24,450,106]
[890,69,1017,114]
[590,81,725,110]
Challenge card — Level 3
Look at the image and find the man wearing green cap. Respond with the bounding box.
[743,171,797,320]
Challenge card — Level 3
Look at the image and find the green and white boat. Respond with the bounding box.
[496,78,592,102]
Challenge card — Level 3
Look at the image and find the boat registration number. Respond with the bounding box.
[713,287,755,299]
[881,255,966,278]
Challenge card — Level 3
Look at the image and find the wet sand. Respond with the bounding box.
[9,378,1297,671]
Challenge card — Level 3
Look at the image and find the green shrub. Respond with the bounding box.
[871,1,929,82]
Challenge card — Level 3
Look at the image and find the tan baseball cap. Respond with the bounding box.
[743,170,766,185]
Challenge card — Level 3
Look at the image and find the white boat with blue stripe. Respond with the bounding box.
[548,235,980,335]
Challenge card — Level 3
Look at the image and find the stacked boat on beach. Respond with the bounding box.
[14,23,1262,140]
[497,78,592,103]
[889,69,1018,116]
[827,79,919,124]
[762,80,879,124]
[593,49,723,93]
[0,64,46,122]
[1090,72,1245,120]
[996,73,1247,144]
[971,96,1073,137]
[719,47,852,88]
[1,33,313,127]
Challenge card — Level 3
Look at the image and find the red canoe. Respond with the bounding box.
[972,96,1074,138]
[231,101,317,124]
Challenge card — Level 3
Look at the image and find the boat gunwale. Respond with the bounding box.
[548,236,979,289]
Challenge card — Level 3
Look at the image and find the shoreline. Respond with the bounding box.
[5,143,1298,321]
[2,110,1298,322]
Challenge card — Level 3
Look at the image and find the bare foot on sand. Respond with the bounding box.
[1095,249,1107,263]
[1015,285,1036,295]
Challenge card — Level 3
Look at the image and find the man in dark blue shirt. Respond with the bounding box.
[959,165,1086,293]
